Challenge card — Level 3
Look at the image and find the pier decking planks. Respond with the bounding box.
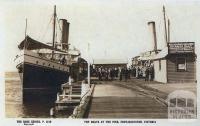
[87,83,167,118]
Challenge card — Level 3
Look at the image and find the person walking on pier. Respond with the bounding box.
[105,68,109,81]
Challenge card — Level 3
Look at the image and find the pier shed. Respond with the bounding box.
[153,42,196,83]
[93,59,128,68]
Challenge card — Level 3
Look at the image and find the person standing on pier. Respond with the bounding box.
[98,67,102,81]
[149,65,154,81]
[119,68,122,81]
[115,68,117,79]
[110,68,114,81]
[128,68,131,79]
[136,67,140,79]
[145,67,149,81]
[133,66,136,77]
[116,68,119,78]
[124,67,128,81]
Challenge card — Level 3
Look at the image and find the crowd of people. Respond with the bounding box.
[91,66,131,81]
[132,65,154,81]
[91,65,154,82]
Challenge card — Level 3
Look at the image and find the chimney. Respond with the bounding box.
[60,19,70,50]
[148,21,157,53]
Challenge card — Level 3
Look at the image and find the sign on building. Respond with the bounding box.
[168,42,195,54]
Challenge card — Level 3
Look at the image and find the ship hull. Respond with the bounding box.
[15,50,70,102]
[21,63,69,102]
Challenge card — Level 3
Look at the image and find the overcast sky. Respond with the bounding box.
[0,0,200,71]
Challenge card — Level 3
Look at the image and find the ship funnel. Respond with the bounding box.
[148,21,158,53]
[60,19,70,50]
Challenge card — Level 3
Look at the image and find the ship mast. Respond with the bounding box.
[52,5,56,59]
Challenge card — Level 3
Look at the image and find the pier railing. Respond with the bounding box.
[69,84,95,118]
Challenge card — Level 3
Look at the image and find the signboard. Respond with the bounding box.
[168,42,195,54]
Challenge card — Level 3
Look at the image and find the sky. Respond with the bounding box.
[0,0,200,71]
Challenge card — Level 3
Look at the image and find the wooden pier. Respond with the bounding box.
[87,81,168,118]
[51,81,94,118]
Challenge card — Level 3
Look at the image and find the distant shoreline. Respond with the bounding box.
[5,71,18,73]
[5,71,19,78]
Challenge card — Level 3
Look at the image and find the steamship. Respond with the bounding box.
[14,6,80,101]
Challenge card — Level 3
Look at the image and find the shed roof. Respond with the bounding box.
[138,55,155,61]
[138,50,158,61]
[93,59,128,65]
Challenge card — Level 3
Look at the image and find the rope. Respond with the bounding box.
[24,14,53,50]
[55,21,57,47]
[24,14,62,51]
[56,17,62,33]
[39,14,54,42]
[56,17,62,43]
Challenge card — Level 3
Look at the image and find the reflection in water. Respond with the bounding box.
[5,72,73,118]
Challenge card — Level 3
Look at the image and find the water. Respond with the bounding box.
[5,72,73,118]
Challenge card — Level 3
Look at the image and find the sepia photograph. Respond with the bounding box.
[0,0,199,125]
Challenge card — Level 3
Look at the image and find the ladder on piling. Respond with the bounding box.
[55,83,82,110]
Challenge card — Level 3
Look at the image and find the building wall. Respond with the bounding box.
[154,59,167,83]
[167,55,196,83]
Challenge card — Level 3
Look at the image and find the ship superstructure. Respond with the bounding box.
[14,6,80,101]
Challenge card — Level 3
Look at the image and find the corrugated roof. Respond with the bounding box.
[138,51,157,61]
[93,59,128,65]
[152,47,168,60]
[138,54,156,61]
[136,49,168,61]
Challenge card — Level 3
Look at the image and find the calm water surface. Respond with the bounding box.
[5,72,73,118]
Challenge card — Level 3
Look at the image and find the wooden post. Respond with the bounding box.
[50,108,54,117]
[57,92,59,101]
